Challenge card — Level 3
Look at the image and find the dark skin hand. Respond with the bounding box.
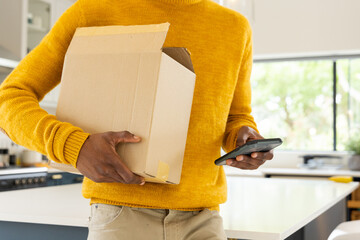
[77,131,145,185]
[226,126,274,169]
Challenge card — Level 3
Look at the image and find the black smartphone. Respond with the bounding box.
[214,138,283,166]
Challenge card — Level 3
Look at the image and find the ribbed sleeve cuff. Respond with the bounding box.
[64,131,90,168]
[222,127,241,153]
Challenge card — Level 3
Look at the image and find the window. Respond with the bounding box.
[337,59,360,150]
[251,57,360,151]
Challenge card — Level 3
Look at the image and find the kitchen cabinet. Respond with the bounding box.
[0,0,74,59]
[0,0,74,114]
[348,186,360,220]
[27,0,52,54]
[0,184,89,240]
[216,0,360,58]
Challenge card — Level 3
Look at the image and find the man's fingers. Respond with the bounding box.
[117,169,144,185]
[96,160,144,185]
[250,151,274,160]
[110,131,142,144]
[227,154,266,169]
[91,164,124,183]
[110,150,145,185]
[103,168,126,183]
[227,160,259,170]
[235,155,265,166]
[77,131,146,185]
[226,146,274,170]
[106,133,144,184]
[115,163,144,184]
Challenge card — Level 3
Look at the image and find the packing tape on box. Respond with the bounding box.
[75,23,170,37]
[156,161,170,182]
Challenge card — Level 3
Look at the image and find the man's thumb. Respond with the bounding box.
[236,134,248,147]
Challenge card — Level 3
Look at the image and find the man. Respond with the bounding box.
[0,0,273,239]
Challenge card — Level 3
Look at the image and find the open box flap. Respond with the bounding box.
[67,23,170,55]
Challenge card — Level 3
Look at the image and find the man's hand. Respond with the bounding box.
[77,131,145,185]
[226,126,274,169]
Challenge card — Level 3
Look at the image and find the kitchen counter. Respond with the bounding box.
[222,177,358,240]
[0,166,48,175]
[224,165,360,178]
[0,166,71,175]
[0,183,89,227]
[0,183,89,240]
[0,177,358,240]
[261,168,360,178]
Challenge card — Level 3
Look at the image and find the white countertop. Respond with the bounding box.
[223,165,360,178]
[0,178,358,240]
[261,168,360,177]
[0,183,90,227]
[3,165,358,179]
[0,167,48,176]
[221,177,359,240]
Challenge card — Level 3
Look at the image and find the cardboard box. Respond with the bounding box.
[51,23,196,184]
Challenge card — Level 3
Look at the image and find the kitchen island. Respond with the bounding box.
[0,177,358,240]
[222,177,358,240]
[224,165,360,179]
[0,182,89,240]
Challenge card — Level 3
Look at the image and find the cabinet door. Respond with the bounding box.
[0,0,27,60]
[28,0,51,54]
[216,0,360,57]
[50,0,74,26]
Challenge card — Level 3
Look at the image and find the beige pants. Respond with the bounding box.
[87,203,227,240]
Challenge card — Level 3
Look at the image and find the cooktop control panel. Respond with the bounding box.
[0,167,83,191]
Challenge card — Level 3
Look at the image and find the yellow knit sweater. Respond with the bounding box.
[0,0,257,211]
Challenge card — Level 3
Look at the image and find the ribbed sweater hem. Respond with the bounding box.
[90,198,220,212]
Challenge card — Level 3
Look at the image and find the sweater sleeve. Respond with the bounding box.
[222,25,258,153]
[0,0,89,167]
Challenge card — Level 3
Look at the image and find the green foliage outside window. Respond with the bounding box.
[337,59,360,150]
[251,59,360,151]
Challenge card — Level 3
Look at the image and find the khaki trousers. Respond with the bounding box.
[87,203,227,240]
